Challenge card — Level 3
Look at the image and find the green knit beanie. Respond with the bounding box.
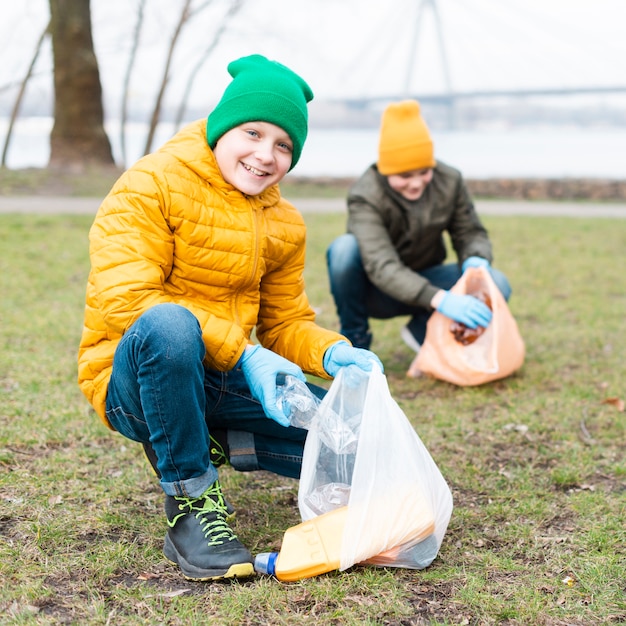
[207,54,314,171]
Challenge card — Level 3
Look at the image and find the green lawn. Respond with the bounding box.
[0,210,624,625]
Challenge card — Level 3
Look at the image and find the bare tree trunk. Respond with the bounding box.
[173,0,244,132]
[120,0,146,167]
[142,0,193,155]
[48,0,115,171]
[1,21,50,168]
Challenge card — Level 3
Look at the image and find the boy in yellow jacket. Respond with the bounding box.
[78,54,381,581]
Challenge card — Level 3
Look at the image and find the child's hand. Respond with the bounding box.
[461,256,490,272]
[323,341,384,378]
[437,292,492,328]
[239,345,305,426]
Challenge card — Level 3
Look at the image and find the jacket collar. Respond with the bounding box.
[159,119,282,209]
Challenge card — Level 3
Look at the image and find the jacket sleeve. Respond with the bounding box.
[90,170,247,370]
[348,196,440,308]
[255,220,345,379]
[89,169,247,368]
[89,170,178,334]
[446,177,493,265]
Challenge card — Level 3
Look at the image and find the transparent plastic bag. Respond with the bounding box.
[276,375,359,455]
[298,365,453,570]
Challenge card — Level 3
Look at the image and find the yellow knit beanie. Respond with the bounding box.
[377,100,436,175]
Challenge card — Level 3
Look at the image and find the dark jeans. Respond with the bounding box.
[326,233,512,348]
[105,303,325,498]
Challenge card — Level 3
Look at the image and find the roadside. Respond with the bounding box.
[1,195,626,217]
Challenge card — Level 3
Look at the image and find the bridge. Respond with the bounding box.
[332,0,625,118]
[341,85,626,109]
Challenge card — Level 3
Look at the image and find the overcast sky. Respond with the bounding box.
[2,0,626,116]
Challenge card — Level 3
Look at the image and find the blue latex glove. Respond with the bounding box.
[323,341,384,378]
[436,292,492,328]
[462,256,490,273]
[239,345,306,427]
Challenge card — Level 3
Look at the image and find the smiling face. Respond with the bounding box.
[386,167,434,201]
[212,121,294,196]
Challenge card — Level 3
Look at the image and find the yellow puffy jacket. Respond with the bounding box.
[78,119,344,426]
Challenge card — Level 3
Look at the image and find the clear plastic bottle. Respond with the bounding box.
[276,374,321,429]
[362,533,439,570]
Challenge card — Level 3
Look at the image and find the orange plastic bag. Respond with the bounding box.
[408,266,525,385]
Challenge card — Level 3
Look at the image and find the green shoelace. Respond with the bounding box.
[168,482,237,546]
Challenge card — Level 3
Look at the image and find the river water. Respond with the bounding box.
[2,117,625,179]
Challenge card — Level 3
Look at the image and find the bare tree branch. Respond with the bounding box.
[189,0,215,17]
[1,20,50,168]
[142,0,193,155]
[173,0,244,132]
[120,0,147,167]
[0,74,47,95]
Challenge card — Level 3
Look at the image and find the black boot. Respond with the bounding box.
[163,481,254,581]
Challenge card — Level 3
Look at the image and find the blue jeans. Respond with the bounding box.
[326,233,512,348]
[105,303,324,498]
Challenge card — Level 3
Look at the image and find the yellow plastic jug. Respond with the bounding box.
[255,497,436,582]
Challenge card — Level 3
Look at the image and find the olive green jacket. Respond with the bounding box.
[346,161,492,308]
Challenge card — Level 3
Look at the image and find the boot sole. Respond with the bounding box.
[163,534,255,581]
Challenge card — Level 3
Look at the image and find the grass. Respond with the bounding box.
[0,206,624,625]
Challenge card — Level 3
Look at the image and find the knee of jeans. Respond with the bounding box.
[327,234,361,273]
[490,270,512,301]
[138,304,204,360]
